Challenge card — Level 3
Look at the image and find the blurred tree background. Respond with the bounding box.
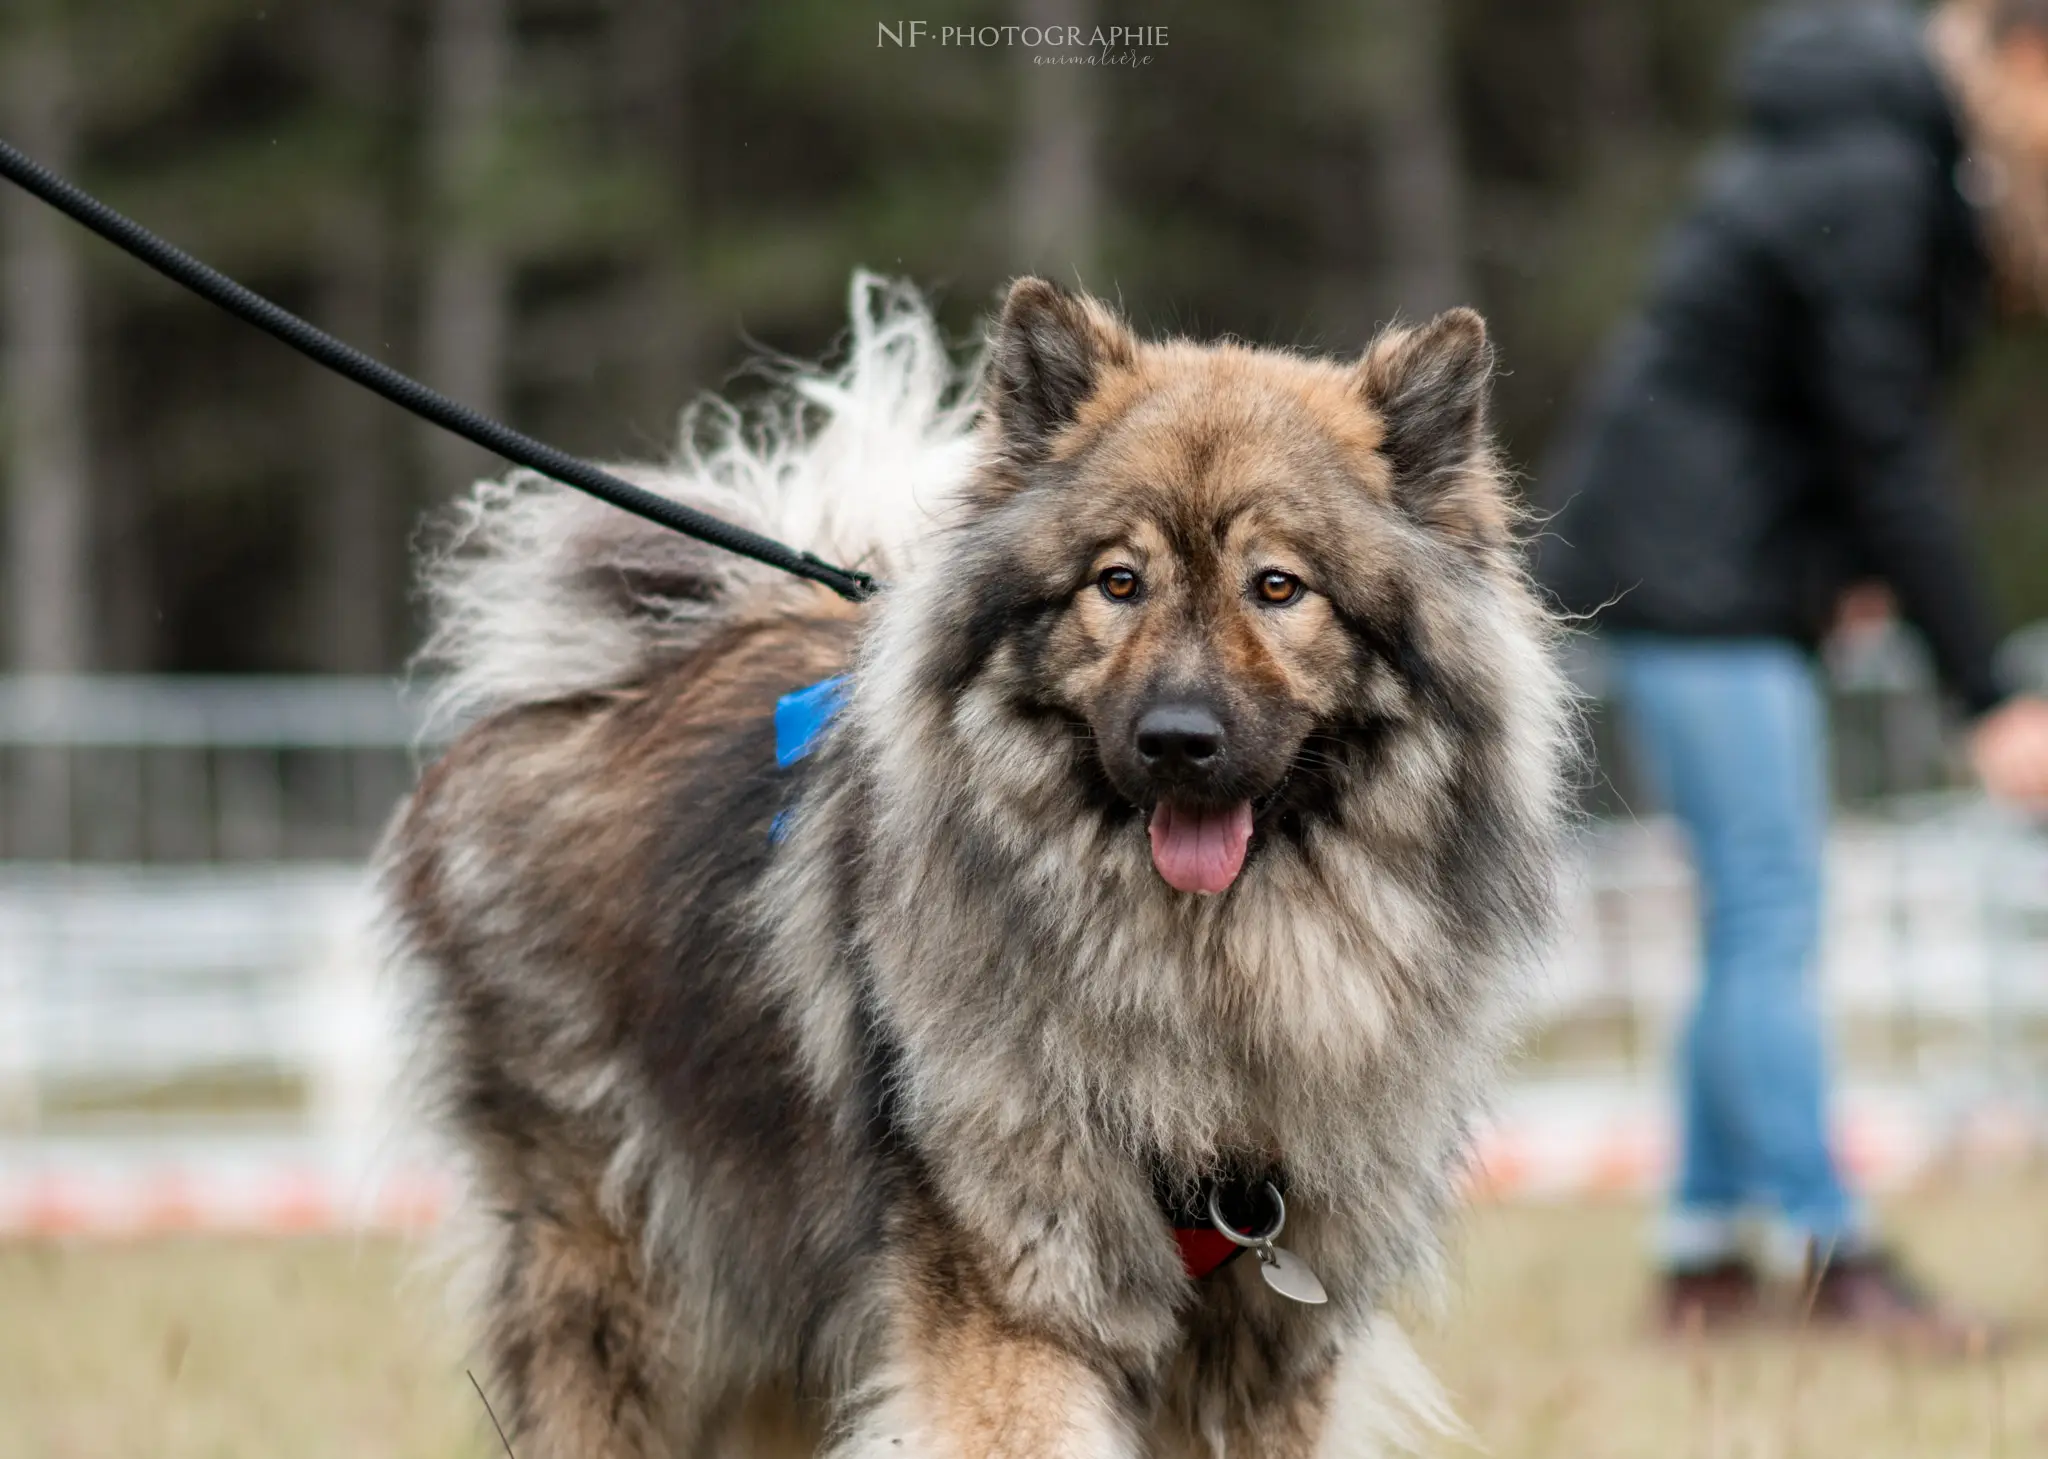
[2,0,2042,675]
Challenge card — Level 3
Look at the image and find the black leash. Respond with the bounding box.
[0,138,880,604]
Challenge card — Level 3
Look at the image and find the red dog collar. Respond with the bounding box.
[1173,1225,1248,1279]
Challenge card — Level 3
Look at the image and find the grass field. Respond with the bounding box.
[4,1180,2044,1459]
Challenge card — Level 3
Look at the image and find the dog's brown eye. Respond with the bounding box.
[1254,571,1302,605]
[1099,566,1141,601]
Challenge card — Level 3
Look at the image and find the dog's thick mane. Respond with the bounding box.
[413,272,981,734]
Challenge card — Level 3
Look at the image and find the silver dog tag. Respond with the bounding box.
[1256,1246,1329,1305]
[1206,1181,1330,1305]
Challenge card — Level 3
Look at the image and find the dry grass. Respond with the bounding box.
[1415,1176,2048,1458]
[0,1236,480,1459]
[2,1179,2044,1458]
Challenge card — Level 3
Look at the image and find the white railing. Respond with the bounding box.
[0,861,430,1233]
[0,675,426,861]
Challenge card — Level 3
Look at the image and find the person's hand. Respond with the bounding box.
[1970,695,2048,807]
[1830,581,1895,644]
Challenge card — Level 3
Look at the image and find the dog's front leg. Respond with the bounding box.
[834,1113,1181,1456]
[478,1200,679,1459]
[1152,1311,1457,1459]
[829,1291,1144,1459]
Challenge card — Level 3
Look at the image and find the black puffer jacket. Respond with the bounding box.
[1536,3,2008,712]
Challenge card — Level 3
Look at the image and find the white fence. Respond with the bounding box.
[0,675,422,861]
[0,864,434,1233]
[1549,803,2048,1084]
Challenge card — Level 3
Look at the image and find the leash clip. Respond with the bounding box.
[1205,1181,1328,1305]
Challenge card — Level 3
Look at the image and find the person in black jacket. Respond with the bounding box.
[1537,0,2048,1343]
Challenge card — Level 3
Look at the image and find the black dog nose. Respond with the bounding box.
[1135,704,1225,769]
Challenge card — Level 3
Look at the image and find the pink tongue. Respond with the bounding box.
[1147,801,1255,895]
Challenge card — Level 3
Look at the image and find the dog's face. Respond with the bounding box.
[932,279,1515,896]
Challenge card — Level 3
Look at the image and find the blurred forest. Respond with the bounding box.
[2,0,2043,675]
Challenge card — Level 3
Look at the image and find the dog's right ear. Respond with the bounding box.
[988,277,1136,462]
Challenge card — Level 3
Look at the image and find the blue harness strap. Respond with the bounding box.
[774,675,850,767]
[771,676,850,841]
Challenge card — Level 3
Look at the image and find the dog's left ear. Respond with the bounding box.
[988,277,1137,463]
[1356,308,1507,545]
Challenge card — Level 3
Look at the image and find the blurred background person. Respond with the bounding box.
[1538,0,2048,1343]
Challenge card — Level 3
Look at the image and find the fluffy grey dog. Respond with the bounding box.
[382,273,1572,1458]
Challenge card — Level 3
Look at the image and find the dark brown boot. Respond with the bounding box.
[1659,1259,1764,1335]
[1801,1249,2001,1354]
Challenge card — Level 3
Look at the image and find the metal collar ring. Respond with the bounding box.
[1205,1180,1286,1248]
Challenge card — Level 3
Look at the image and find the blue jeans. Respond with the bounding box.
[1607,636,1862,1266]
